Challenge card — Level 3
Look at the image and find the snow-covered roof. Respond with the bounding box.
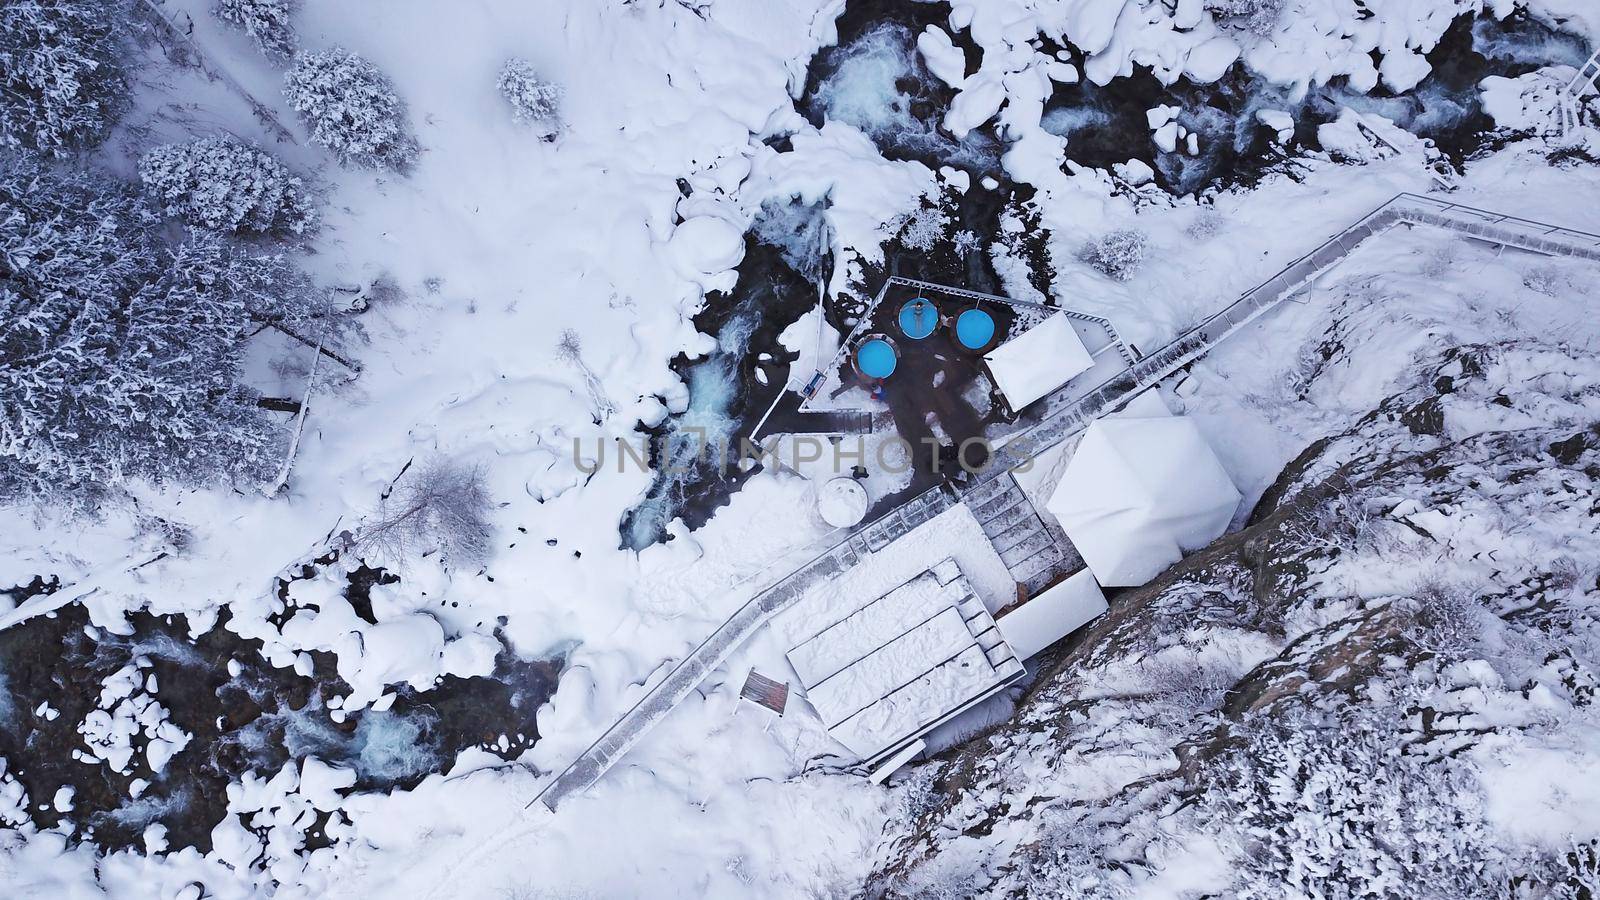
[995,569,1108,660]
[784,562,1024,761]
[984,313,1096,413]
[1045,416,1241,587]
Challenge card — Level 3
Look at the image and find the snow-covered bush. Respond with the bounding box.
[1079,228,1149,282]
[496,58,562,134]
[0,158,334,500]
[283,48,418,170]
[1015,805,1134,899]
[1522,264,1565,296]
[1406,578,1490,658]
[1186,209,1225,241]
[1212,703,1516,899]
[0,0,127,155]
[896,205,949,251]
[213,0,298,62]
[140,137,318,236]
[556,329,615,423]
[359,458,493,569]
[1205,0,1287,36]
[952,229,981,256]
[1140,655,1239,716]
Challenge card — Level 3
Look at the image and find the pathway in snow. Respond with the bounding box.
[532,192,1600,813]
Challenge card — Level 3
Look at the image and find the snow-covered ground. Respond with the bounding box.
[3,0,1600,896]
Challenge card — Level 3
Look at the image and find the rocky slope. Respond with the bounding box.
[867,336,1600,898]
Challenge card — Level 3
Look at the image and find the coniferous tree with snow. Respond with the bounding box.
[0,0,128,156]
[213,0,299,63]
[0,156,336,501]
[1079,228,1149,282]
[496,58,562,136]
[283,48,418,171]
[140,137,318,237]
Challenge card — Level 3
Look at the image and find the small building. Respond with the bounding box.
[1046,414,1241,587]
[995,569,1109,660]
[983,312,1096,413]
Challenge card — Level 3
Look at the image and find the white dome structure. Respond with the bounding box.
[1045,416,1241,587]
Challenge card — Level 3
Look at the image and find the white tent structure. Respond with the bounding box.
[984,313,1095,412]
[1046,416,1241,587]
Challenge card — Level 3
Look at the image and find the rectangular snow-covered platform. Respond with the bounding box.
[780,559,1025,764]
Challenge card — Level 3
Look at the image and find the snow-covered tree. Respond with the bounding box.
[358,457,493,569]
[0,0,128,156]
[1205,0,1287,36]
[1079,228,1149,282]
[213,0,298,63]
[496,58,562,134]
[1210,701,1518,900]
[0,156,335,500]
[283,48,417,170]
[140,137,318,236]
[896,205,948,251]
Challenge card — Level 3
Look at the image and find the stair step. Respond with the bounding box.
[970,486,1025,522]
[978,499,1034,537]
[999,529,1057,568]
[1019,562,1071,597]
[1009,543,1066,582]
[982,643,1015,668]
[988,516,1046,555]
[960,474,1015,506]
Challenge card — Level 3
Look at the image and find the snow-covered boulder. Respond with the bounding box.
[665,216,745,276]
[1184,36,1241,83]
[1480,67,1573,135]
[945,75,1007,139]
[916,26,967,87]
[1256,108,1295,143]
[298,758,357,811]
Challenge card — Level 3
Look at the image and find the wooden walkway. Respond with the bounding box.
[529,192,1600,813]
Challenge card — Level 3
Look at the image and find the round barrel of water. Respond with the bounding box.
[898,297,938,340]
[955,308,996,350]
[817,476,869,528]
[855,337,897,379]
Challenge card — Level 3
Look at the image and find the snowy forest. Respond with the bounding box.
[1,0,1599,897]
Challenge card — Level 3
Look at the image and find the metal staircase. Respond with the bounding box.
[961,475,1078,596]
[1560,48,1600,136]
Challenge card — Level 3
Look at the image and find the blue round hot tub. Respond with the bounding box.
[898,297,939,340]
[955,308,997,350]
[855,337,898,379]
